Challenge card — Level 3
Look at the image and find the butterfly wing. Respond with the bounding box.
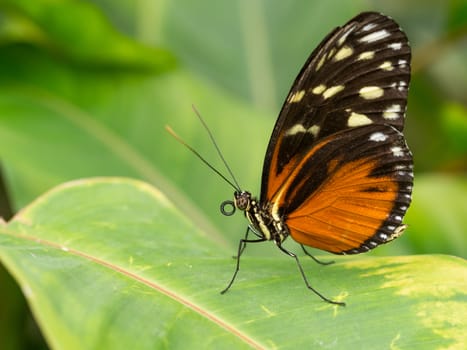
[279,124,413,254]
[261,12,413,253]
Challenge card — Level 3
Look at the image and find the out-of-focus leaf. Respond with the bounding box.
[0,0,175,69]
[447,0,467,33]
[404,175,467,258]
[442,102,467,156]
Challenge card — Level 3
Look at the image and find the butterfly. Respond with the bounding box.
[169,12,413,306]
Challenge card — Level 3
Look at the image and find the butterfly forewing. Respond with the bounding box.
[261,12,413,254]
[261,12,411,200]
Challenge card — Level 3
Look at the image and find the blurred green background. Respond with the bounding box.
[0,0,465,348]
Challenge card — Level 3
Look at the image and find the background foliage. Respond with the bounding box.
[0,0,465,349]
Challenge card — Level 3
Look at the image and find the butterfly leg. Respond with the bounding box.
[276,243,345,306]
[300,245,335,266]
[234,226,251,258]
[221,228,267,294]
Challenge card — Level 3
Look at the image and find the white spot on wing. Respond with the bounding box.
[383,104,402,120]
[348,112,373,127]
[398,59,408,68]
[327,48,336,60]
[379,233,388,240]
[360,29,390,43]
[312,84,326,95]
[388,42,402,50]
[398,81,407,91]
[323,85,345,99]
[285,124,306,136]
[333,46,353,61]
[369,132,388,142]
[285,124,320,137]
[308,125,320,137]
[359,86,384,100]
[362,23,377,31]
[288,90,305,103]
[316,55,326,71]
[358,51,375,60]
[337,26,355,46]
[379,61,394,71]
[391,146,404,157]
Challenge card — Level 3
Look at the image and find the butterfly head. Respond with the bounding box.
[234,191,252,211]
[220,190,254,217]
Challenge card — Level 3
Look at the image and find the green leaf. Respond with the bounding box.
[447,0,467,33]
[0,0,175,69]
[0,178,465,349]
[441,102,467,155]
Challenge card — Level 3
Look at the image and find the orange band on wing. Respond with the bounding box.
[285,157,398,253]
[268,136,334,210]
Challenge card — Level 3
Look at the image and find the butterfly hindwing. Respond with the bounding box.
[280,124,413,253]
[261,12,411,202]
[260,12,413,254]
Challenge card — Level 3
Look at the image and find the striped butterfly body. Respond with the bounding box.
[221,12,413,305]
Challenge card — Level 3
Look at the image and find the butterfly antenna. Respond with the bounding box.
[165,125,240,191]
[191,105,242,190]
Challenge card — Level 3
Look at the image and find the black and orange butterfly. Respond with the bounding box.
[170,12,413,306]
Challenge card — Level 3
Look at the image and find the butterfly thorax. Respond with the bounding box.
[234,191,289,243]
